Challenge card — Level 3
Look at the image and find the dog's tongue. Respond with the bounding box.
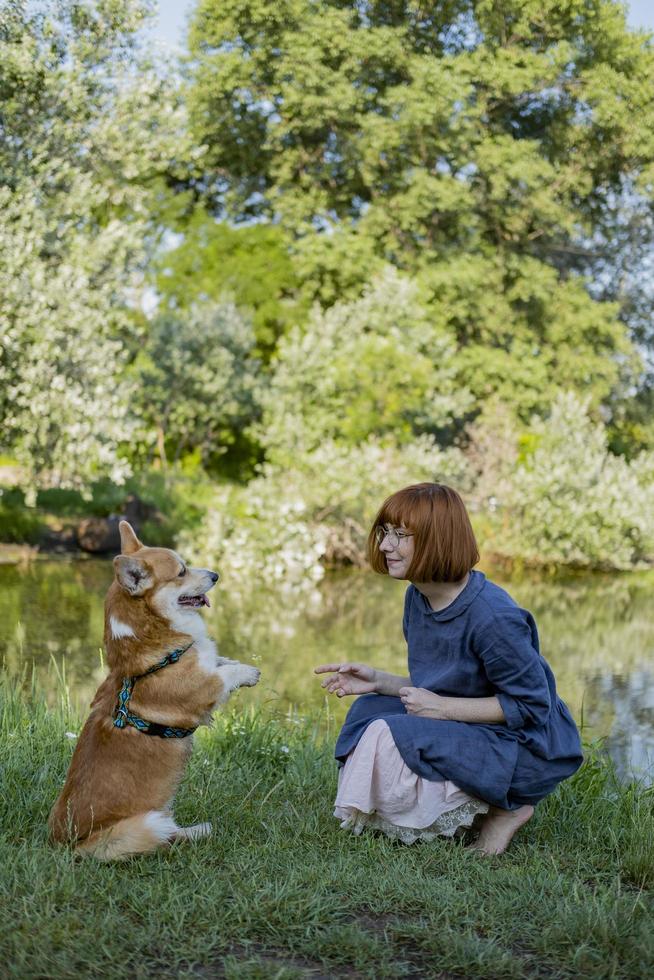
[201,594,210,608]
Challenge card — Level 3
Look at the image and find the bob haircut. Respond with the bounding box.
[367,483,479,583]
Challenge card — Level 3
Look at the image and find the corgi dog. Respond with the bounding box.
[48,520,260,860]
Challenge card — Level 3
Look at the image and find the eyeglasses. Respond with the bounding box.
[374,525,413,548]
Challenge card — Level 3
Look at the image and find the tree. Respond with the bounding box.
[134,300,262,473]
[259,268,473,465]
[154,210,302,358]
[186,0,654,422]
[0,0,186,487]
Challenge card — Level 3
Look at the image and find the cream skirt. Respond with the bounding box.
[334,718,489,844]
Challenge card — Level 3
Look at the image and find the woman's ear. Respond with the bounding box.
[119,520,143,555]
[114,555,152,596]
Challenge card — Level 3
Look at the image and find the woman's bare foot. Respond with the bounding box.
[469,804,534,855]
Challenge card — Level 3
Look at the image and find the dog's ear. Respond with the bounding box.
[114,555,153,597]
[119,520,143,555]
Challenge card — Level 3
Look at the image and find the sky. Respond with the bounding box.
[628,0,654,32]
[150,0,191,51]
[151,1,654,50]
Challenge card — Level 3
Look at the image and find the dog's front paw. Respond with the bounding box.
[217,662,261,696]
[239,665,261,688]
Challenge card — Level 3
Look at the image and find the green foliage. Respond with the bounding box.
[0,0,188,487]
[3,0,654,575]
[186,437,469,590]
[133,300,262,474]
[259,269,474,464]
[479,393,654,569]
[426,255,636,419]
[175,269,480,587]
[12,469,216,548]
[0,491,43,544]
[607,384,654,457]
[154,211,303,356]
[186,0,650,418]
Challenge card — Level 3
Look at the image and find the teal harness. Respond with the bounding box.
[113,643,196,739]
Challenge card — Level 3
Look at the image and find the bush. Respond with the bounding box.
[259,269,473,467]
[0,494,44,544]
[183,437,470,591]
[1,470,216,548]
[478,393,654,569]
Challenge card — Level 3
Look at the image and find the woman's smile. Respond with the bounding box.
[386,555,409,576]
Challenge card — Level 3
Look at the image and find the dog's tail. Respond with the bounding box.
[74,810,178,861]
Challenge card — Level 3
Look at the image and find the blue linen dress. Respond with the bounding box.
[334,571,583,810]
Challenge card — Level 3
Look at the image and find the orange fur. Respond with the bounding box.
[48,522,260,860]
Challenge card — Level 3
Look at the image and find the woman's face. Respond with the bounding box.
[378,524,415,579]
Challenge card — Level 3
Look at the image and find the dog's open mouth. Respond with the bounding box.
[178,594,211,608]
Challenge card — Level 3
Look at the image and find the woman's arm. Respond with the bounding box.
[314,662,410,698]
[375,670,412,697]
[399,687,506,723]
[401,610,552,727]
[476,613,551,729]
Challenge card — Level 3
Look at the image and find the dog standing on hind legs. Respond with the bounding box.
[48,521,260,860]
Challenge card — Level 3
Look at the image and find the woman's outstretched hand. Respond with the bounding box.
[314,662,378,697]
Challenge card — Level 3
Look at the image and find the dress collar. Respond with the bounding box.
[413,569,486,621]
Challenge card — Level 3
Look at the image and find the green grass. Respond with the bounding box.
[1,680,653,979]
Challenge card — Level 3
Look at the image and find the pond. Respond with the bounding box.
[1,557,653,784]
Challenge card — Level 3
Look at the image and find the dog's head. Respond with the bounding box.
[113,521,219,623]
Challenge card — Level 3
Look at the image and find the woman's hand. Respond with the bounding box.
[399,686,448,718]
[314,662,378,697]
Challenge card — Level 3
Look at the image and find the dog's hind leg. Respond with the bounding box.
[74,810,178,861]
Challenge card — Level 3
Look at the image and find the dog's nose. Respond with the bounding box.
[210,572,219,583]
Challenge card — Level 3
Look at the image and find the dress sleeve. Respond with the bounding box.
[402,585,412,642]
[476,614,551,729]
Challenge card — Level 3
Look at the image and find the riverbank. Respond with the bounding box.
[0,473,200,557]
[2,681,652,979]
[3,466,654,579]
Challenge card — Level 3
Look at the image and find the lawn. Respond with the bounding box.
[1,679,652,979]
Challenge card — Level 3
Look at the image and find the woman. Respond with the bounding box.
[315,483,583,854]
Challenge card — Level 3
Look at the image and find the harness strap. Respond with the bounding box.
[113,643,197,739]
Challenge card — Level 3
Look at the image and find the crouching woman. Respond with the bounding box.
[315,483,583,854]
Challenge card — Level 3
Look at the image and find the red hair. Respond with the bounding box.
[367,483,479,582]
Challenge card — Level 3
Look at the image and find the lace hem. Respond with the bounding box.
[335,798,489,844]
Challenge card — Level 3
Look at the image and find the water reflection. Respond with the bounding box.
[583,669,654,783]
[0,558,111,695]
[1,559,653,783]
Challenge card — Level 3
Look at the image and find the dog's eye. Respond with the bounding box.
[178,566,186,577]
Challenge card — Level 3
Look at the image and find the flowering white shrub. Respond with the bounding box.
[485,393,654,569]
[0,183,138,489]
[0,2,190,487]
[183,436,469,592]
